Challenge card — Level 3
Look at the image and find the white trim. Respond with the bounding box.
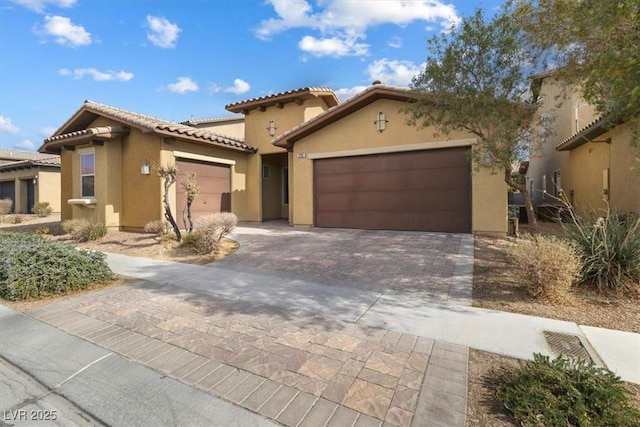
[173,150,236,166]
[68,198,97,209]
[306,138,476,160]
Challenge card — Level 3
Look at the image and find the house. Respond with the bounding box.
[39,84,508,235]
[0,148,61,214]
[526,72,640,216]
[556,119,640,214]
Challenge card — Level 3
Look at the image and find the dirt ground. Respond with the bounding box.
[2,215,639,425]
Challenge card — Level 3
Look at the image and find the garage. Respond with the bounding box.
[313,147,471,232]
[176,158,230,226]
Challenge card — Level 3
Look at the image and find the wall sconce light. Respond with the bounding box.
[483,153,492,167]
[374,112,388,132]
[33,176,38,185]
[140,161,150,175]
[267,120,277,137]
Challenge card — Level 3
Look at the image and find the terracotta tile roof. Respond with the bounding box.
[0,148,56,162]
[0,155,61,172]
[556,117,608,151]
[41,100,257,154]
[181,114,244,125]
[273,84,414,148]
[226,87,339,113]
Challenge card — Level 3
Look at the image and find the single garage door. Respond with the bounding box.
[314,147,471,232]
[0,181,16,213]
[176,159,230,226]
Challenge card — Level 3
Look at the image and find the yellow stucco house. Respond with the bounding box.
[0,149,61,214]
[39,84,507,235]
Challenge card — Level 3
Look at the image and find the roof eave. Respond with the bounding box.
[556,121,609,151]
[226,89,339,114]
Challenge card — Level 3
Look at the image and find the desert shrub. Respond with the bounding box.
[62,218,107,242]
[143,219,169,236]
[0,198,12,215]
[5,215,25,224]
[564,211,640,292]
[196,212,237,241]
[494,353,640,427]
[33,226,50,235]
[509,234,581,299]
[179,231,197,247]
[192,229,218,254]
[32,201,53,217]
[0,232,116,301]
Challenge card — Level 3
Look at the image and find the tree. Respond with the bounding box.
[180,171,201,233]
[405,8,548,228]
[157,164,182,241]
[512,0,640,137]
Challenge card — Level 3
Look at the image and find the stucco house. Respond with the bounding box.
[526,72,640,217]
[39,84,507,235]
[0,148,61,214]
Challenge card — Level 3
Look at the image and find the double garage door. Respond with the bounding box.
[175,159,230,225]
[314,147,471,233]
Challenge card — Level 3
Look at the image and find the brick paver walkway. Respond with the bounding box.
[26,279,468,427]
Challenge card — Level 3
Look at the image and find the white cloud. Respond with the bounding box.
[366,58,423,86]
[299,34,368,57]
[256,0,460,57]
[59,68,133,81]
[334,86,369,101]
[167,77,198,93]
[224,79,250,95]
[146,15,180,48]
[388,36,402,49]
[11,0,76,13]
[40,15,91,47]
[0,116,20,134]
[40,126,57,138]
[15,139,36,151]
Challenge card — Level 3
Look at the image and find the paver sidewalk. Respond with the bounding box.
[20,280,469,427]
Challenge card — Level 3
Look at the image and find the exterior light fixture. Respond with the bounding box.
[483,153,492,167]
[140,161,150,175]
[374,112,387,132]
[267,120,277,137]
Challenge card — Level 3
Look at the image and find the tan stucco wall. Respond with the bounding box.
[0,168,60,214]
[567,124,640,215]
[287,98,507,235]
[60,150,73,220]
[196,121,245,139]
[38,170,61,212]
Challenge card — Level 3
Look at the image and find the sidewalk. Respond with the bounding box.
[0,305,278,427]
[105,252,640,384]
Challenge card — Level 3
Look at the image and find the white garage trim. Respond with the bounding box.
[307,138,476,160]
[173,150,236,166]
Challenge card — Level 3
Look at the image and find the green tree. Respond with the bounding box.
[405,9,548,227]
[512,0,640,137]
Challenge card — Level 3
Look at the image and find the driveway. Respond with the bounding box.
[219,221,474,305]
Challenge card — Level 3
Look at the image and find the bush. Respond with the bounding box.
[509,234,581,299]
[32,201,53,217]
[62,219,107,242]
[196,212,237,241]
[5,215,25,224]
[0,232,116,301]
[192,229,218,254]
[494,353,640,427]
[564,211,640,292]
[0,198,12,215]
[143,219,169,236]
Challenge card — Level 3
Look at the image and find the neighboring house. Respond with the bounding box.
[39,84,508,235]
[0,148,61,214]
[181,114,245,140]
[556,119,640,215]
[526,71,639,217]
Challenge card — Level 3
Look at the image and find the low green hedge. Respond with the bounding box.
[0,232,116,301]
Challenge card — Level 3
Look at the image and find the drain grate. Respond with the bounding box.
[543,331,592,362]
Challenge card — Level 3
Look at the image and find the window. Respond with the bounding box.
[282,167,289,205]
[262,164,270,179]
[81,152,95,197]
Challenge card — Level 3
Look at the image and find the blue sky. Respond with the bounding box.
[0,0,503,152]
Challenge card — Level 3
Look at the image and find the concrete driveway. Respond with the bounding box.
[219,221,474,305]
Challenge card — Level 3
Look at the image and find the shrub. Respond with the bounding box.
[509,234,581,299]
[62,218,107,242]
[564,211,640,292]
[494,353,640,427]
[0,198,12,215]
[192,229,218,254]
[143,219,169,236]
[0,232,116,301]
[5,215,25,224]
[196,212,237,241]
[32,201,53,217]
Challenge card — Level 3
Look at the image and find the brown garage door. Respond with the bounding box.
[176,159,230,226]
[314,148,471,232]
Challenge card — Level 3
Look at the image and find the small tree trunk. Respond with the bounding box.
[504,167,538,230]
[162,176,182,241]
[185,200,194,233]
